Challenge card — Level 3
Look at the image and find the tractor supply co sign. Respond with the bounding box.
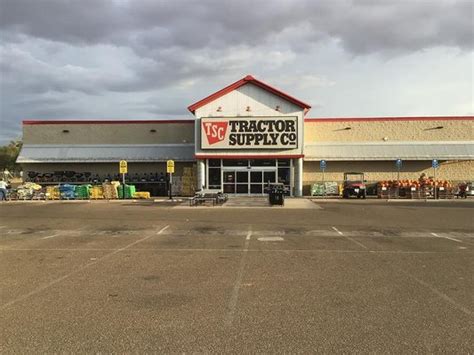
[201,117,298,149]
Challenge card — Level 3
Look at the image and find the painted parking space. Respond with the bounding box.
[0,201,473,353]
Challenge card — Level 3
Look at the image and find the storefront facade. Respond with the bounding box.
[189,75,311,196]
[17,75,474,196]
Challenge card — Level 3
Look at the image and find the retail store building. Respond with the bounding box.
[17,75,474,196]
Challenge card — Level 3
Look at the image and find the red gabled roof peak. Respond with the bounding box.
[187,75,311,115]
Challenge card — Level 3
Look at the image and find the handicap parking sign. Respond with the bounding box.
[396,159,402,169]
[320,160,327,170]
[432,159,439,169]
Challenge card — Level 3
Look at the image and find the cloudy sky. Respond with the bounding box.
[0,0,473,144]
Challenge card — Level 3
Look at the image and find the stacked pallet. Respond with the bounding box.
[171,176,182,196]
[133,191,151,199]
[59,184,76,199]
[102,182,119,199]
[75,184,91,199]
[117,184,136,199]
[89,186,104,199]
[46,186,61,200]
[311,182,339,196]
[181,166,197,196]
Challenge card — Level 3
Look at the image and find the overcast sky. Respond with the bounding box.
[0,0,473,144]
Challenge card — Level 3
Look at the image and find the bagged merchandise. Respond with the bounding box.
[171,176,182,196]
[89,186,104,199]
[311,182,339,196]
[133,191,151,199]
[59,184,76,199]
[311,183,324,196]
[46,186,61,200]
[75,184,91,199]
[324,182,339,195]
[102,182,119,199]
[117,184,136,199]
[181,166,197,196]
[17,182,43,200]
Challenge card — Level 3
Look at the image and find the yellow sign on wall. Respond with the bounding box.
[119,160,128,174]
[167,160,175,174]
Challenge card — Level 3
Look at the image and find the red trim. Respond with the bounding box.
[23,119,195,125]
[304,116,474,123]
[188,75,311,114]
[195,154,304,159]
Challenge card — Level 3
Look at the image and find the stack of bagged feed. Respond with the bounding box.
[89,185,104,199]
[59,184,76,199]
[311,181,339,196]
[46,186,61,200]
[133,191,151,199]
[75,184,91,199]
[181,166,197,196]
[117,184,136,199]
[102,182,119,199]
[324,182,339,195]
[171,176,182,196]
[17,182,42,200]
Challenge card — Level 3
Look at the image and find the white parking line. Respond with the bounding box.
[41,233,60,240]
[246,231,252,241]
[395,266,473,317]
[226,228,252,327]
[0,224,170,310]
[257,236,284,241]
[332,226,369,250]
[431,232,462,243]
[157,225,170,235]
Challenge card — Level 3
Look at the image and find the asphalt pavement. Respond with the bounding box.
[0,199,473,353]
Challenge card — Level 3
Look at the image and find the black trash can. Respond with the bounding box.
[268,183,285,206]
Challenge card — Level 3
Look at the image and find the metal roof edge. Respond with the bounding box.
[304,116,474,122]
[303,157,473,161]
[23,119,195,125]
[304,141,474,147]
[21,143,196,148]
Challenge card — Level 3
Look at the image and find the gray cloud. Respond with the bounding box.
[1,0,472,54]
[0,0,472,144]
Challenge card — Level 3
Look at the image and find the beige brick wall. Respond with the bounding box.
[303,160,474,193]
[304,119,474,143]
[23,123,195,145]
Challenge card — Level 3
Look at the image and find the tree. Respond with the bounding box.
[0,140,23,172]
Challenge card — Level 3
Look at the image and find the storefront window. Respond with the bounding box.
[250,171,262,183]
[263,171,276,184]
[236,171,248,183]
[208,159,221,167]
[208,167,221,189]
[277,159,290,167]
[250,159,276,167]
[223,159,248,167]
[250,184,262,193]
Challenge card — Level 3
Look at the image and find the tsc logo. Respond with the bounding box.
[203,121,228,145]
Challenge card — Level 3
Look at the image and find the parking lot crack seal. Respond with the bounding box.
[225,228,252,327]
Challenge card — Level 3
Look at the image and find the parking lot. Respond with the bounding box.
[0,199,473,353]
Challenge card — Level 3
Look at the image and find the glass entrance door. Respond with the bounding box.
[223,169,276,195]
